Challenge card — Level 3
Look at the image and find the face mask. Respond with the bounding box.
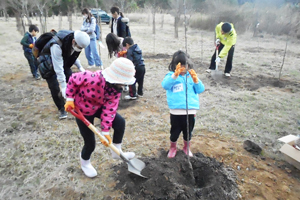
[83,15,87,20]
[73,44,82,52]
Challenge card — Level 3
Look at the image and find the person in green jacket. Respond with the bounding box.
[206,22,237,77]
[20,24,40,80]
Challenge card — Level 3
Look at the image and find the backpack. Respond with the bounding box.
[33,29,64,79]
[95,24,100,40]
[32,29,58,58]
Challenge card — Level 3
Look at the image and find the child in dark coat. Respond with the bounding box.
[20,25,40,80]
[122,37,145,99]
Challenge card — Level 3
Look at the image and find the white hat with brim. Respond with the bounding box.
[102,57,136,85]
[74,30,90,48]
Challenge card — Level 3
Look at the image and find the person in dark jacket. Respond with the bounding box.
[20,24,41,80]
[39,30,89,119]
[122,37,145,99]
[110,6,130,38]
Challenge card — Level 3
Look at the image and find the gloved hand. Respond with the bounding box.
[29,44,34,48]
[117,50,127,57]
[100,132,112,147]
[215,39,220,45]
[215,57,220,63]
[64,101,74,112]
[60,82,67,99]
[61,87,66,99]
[188,69,199,84]
[79,67,85,72]
[174,62,185,77]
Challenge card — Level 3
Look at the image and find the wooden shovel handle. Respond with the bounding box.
[67,107,121,156]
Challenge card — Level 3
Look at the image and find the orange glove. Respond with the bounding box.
[174,62,185,77]
[188,69,199,84]
[100,134,112,147]
[29,44,34,48]
[117,50,127,57]
[64,101,75,112]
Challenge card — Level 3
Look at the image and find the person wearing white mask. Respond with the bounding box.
[81,8,103,69]
[40,30,90,119]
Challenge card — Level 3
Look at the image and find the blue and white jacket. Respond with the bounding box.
[162,71,205,112]
[81,17,96,39]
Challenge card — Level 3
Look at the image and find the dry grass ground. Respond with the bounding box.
[0,13,300,199]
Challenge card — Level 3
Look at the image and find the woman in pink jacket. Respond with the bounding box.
[64,57,136,178]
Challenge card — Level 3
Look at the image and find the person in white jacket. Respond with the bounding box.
[81,8,103,69]
[41,30,89,119]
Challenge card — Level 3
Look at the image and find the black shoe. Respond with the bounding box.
[59,108,67,120]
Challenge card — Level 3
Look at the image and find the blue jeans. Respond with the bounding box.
[84,38,102,66]
[24,51,39,77]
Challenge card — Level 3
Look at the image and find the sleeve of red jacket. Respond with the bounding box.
[100,91,121,132]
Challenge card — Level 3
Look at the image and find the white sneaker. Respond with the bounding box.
[124,95,137,100]
[80,154,97,178]
[206,69,211,73]
[96,65,104,70]
[87,65,95,69]
[110,143,135,160]
[224,73,231,77]
[123,85,129,91]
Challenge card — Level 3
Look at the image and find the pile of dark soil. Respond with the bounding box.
[113,150,239,200]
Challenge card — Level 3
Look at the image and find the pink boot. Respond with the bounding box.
[167,141,177,158]
[183,140,193,157]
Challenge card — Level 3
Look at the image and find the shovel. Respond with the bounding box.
[211,44,223,79]
[67,107,147,178]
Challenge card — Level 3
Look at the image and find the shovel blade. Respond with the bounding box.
[211,70,224,80]
[120,152,147,178]
[128,158,147,178]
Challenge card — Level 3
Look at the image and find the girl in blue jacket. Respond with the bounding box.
[162,50,205,158]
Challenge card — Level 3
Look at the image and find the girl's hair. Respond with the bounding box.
[168,50,193,72]
[82,8,93,23]
[106,33,121,58]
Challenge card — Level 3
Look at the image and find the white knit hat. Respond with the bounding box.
[102,57,136,85]
[74,30,90,48]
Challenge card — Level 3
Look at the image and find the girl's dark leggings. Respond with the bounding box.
[170,114,195,142]
[76,109,125,160]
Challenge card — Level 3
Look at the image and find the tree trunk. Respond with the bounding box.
[59,11,62,30]
[94,0,98,8]
[44,8,48,32]
[68,11,72,30]
[39,12,45,33]
[152,11,156,34]
[174,15,180,38]
[4,8,9,21]
[15,13,25,35]
[161,13,164,29]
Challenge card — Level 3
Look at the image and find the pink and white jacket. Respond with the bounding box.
[66,70,121,132]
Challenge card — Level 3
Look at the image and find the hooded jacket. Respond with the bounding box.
[20,32,36,53]
[66,70,121,132]
[216,22,237,58]
[126,44,145,68]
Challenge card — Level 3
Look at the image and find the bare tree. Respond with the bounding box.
[145,0,170,34]
[5,0,26,34]
[0,1,9,21]
[31,0,53,33]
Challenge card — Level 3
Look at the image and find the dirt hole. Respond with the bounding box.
[113,150,239,200]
